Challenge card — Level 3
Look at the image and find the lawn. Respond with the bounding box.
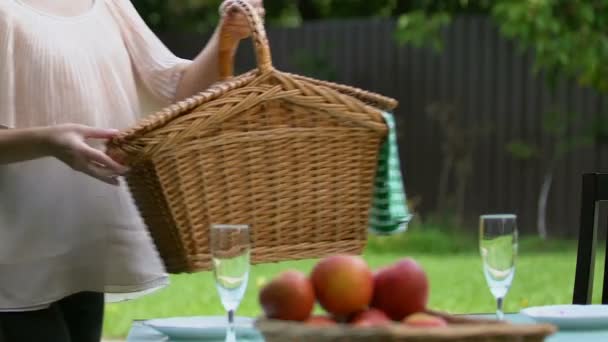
[102,228,605,338]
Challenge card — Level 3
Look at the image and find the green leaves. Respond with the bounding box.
[507,109,595,162]
[291,49,337,81]
[392,1,608,94]
[506,141,539,160]
[542,109,571,136]
[395,11,451,52]
[133,0,223,33]
[544,109,595,156]
[492,0,608,93]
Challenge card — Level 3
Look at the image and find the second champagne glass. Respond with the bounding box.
[479,214,518,320]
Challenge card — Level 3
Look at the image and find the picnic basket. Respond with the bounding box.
[106,0,398,273]
[255,310,557,342]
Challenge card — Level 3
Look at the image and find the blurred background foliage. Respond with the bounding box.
[133,0,491,32]
[135,0,608,95]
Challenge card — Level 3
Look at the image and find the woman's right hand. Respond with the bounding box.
[45,124,129,185]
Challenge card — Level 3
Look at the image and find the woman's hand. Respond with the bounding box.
[220,0,265,41]
[46,124,129,186]
[174,0,265,100]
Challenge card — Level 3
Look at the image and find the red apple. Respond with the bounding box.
[350,308,392,327]
[371,258,429,321]
[259,270,315,321]
[306,315,337,326]
[402,312,448,327]
[310,255,374,316]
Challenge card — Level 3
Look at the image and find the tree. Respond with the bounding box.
[507,110,594,239]
[426,103,491,225]
[395,0,608,94]
[394,0,608,238]
[132,1,302,32]
[493,1,608,93]
[133,0,490,33]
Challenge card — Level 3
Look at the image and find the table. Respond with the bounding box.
[127,314,608,342]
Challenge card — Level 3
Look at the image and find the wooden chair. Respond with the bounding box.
[573,173,608,304]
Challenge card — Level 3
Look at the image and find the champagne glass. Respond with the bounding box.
[210,224,251,342]
[479,214,518,320]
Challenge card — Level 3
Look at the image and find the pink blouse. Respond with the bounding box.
[0,0,192,311]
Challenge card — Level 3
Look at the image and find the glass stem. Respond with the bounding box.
[225,310,236,342]
[496,296,505,320]
[228,309,235,325]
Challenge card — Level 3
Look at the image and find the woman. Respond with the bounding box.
[0,0,264,341]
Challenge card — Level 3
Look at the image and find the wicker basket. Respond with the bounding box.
[106,0,397,273]
[255,311,557,342]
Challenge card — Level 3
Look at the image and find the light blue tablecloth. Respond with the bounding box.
[473,314,608,342]
[126,314,608,342]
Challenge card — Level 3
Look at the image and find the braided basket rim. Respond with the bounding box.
[108,68,397,151]
[254,313,558,340]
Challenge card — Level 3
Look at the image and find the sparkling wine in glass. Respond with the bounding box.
[210,224,251,341]
[479,214,518,320]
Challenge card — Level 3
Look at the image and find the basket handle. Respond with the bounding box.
[218,0,273,80]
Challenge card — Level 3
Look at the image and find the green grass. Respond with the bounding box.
[102,228,606,338]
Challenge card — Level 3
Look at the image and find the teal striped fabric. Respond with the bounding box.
[368,112,411,234]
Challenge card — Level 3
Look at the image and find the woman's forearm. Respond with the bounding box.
[174,30,238,101]
[1,124,127,184]
[0,127,53,164]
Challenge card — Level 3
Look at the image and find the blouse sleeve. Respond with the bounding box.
[105,0,192,105]
[0,11,14,129]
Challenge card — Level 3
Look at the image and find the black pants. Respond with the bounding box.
[0,292,104,342]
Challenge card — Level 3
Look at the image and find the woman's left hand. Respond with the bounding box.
[220,0,265,41]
